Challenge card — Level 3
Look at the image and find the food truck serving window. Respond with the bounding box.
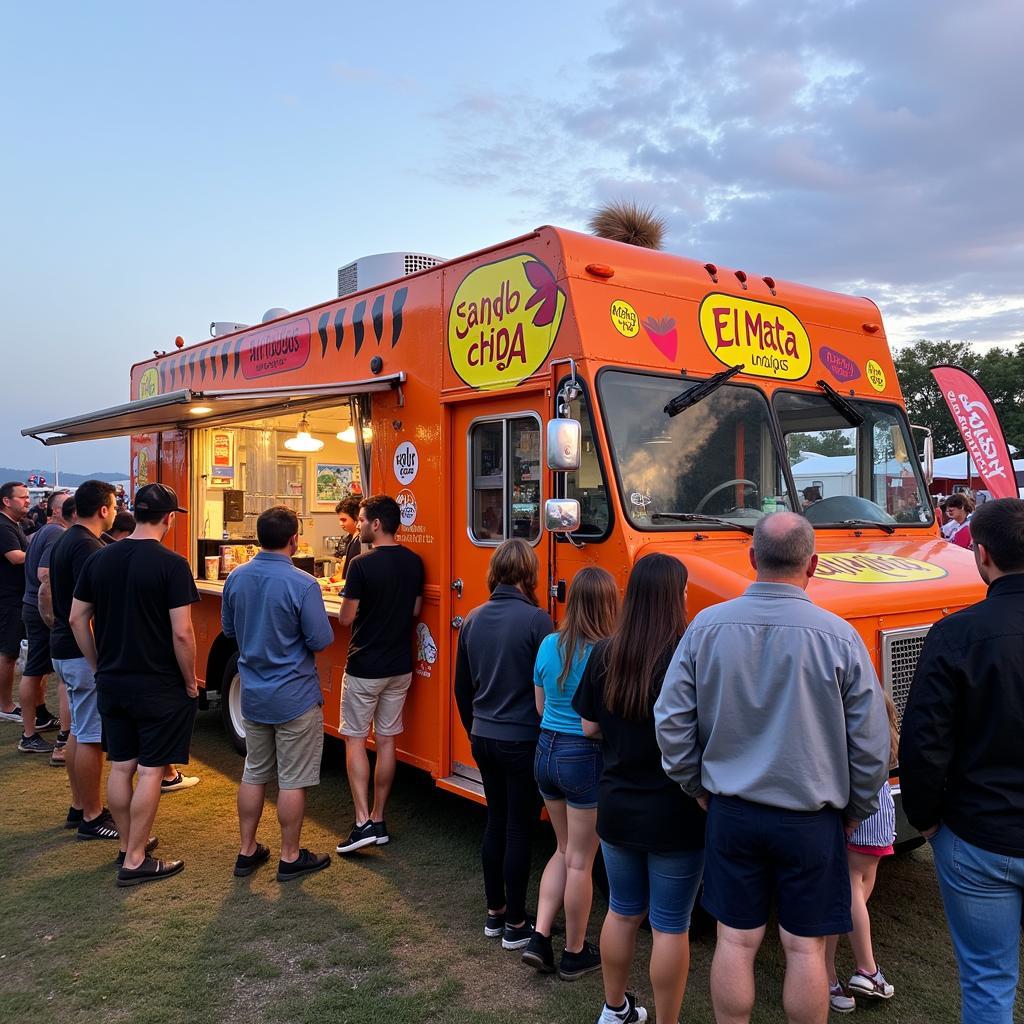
[469,415,542,545]
[598,369,789,531]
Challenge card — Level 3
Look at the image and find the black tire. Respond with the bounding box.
[220,653,246,755]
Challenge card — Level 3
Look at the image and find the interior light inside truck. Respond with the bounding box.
[336,425,373,443]
[189,406,213,415]
[284,413,324,452]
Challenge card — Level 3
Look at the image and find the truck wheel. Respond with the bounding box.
[220,654,246,755]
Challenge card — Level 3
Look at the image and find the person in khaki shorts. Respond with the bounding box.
[337,495,424,854]
[221,506,335,881]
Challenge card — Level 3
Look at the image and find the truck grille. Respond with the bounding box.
[881,626,931,726]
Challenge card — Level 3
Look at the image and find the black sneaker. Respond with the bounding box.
[277,848,331,881]
[502,919,534,950]
[336,820,377,854]
[116,837,159,864]
[18,733,54,754]
[233,843,271,877]
[521,932,555,973]
[0,705,21,723]
[77,809,119,841]
[372,820,390,845]
[559,939,601,981]
[35,706,59,731]
[64,806,84,830]
[484,912,506,938]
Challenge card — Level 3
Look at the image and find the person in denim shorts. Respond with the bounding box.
[574,554,706,1024]
[523,567,619,982]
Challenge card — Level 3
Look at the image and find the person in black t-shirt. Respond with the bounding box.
[71,483,199,887]
[573,554,705,1024]
[0,482,31,721]
[336,494,423,854]
[333,495,362,575]
[49,481,118,838]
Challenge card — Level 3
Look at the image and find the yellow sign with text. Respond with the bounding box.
[699,294,811,380]
[138,368,159,399]
[610,299,639,337]
[815,552,947,584]
[448,254,566,391]
[866,359,887,392]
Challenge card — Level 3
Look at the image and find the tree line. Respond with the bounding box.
[893,340,1024,457]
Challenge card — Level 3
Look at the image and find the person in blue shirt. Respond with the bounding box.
[522,567,619,981]
[222,506,335,882]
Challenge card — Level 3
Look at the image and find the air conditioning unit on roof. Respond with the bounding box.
[337,251,445,298]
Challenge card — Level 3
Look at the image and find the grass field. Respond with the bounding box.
[1,680,1020,1024]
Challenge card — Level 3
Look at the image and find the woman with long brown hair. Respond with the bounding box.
[454,539,554,950]
[573,553,706,1024]
[522,567,620,980]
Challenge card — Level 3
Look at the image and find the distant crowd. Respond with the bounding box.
[1,480,1023,1024]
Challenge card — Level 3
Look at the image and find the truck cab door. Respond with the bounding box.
[447,394,547,796]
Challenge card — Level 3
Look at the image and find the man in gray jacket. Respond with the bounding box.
[655,512,889,1024]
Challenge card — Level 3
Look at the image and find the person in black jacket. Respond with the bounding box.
[900,497,1024,1023]
[454,539,553,951]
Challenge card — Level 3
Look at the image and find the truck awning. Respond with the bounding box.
[21,375,405,446]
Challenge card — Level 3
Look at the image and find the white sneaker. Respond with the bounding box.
[829,980,855,1013]
[848,966,894,999]
[596,992,647,1024]
[161,772,200,793]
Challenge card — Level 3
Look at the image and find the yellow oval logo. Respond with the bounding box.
[448,254,566,391]
[866,359,886,392]
[610,299,639,337]
[138,367,159,399]
[814,552,947,585]
[699,294,811,380]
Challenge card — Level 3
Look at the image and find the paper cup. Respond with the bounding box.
[205,556,220,581]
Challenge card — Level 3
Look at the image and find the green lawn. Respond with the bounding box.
[0,679,1019,1023]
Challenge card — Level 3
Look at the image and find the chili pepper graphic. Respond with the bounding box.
[334,307,346,351]
[372,294,385,345]
[318,312,330,358]
[392,288,408,347]
[209,343,218,380]
[352,300,367,356]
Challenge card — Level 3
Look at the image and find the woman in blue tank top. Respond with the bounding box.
[522,567,619,980]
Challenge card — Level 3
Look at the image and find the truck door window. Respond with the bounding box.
[469,415,542,544]
[775,391,933,525]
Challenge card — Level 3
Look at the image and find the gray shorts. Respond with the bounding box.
[53,657,101,744]
[340,672,412,738]
[241,703,324,790]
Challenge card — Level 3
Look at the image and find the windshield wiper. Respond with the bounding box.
[665,365,745,417]
[833,518,896,535]
[815,379,865,427]
[650,512,755,535]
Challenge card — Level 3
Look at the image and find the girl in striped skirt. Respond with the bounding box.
[827,693,901,1013]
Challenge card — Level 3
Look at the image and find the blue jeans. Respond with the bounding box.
[534,729,602,809]
[601,841,705,934]
[930,825,1024,1023]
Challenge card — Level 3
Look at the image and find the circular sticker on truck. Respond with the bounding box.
[815,552,947,584]
[397,489,417,527]
[393,441,419,485]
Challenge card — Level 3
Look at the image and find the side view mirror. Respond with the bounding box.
[544,499,581,533]
[546,418,581,471]
[911,425,934,484]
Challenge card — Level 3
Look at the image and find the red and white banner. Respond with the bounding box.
[930,364,1017,499]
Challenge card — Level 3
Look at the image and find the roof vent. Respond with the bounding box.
[261,307,290,323]
[210,321,250,337]
[337,251,445,298]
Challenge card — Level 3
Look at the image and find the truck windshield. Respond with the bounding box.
[599,370,789,531]
[775,391,934,526]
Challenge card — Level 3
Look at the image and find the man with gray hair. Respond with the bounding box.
[655,512,889,1024]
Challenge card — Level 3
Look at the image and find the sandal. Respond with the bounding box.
[116,856,184,887]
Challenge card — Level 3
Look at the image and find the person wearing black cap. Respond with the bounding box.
[70,483,200,887]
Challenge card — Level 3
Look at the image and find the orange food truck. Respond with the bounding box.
[23,225,984,839]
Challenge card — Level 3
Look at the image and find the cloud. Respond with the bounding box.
[437,0,1024,346]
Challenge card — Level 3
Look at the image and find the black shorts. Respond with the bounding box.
[98,690,198,767]
[702,795,852,938]
[0,604,24,660]
[21,604,53,677]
